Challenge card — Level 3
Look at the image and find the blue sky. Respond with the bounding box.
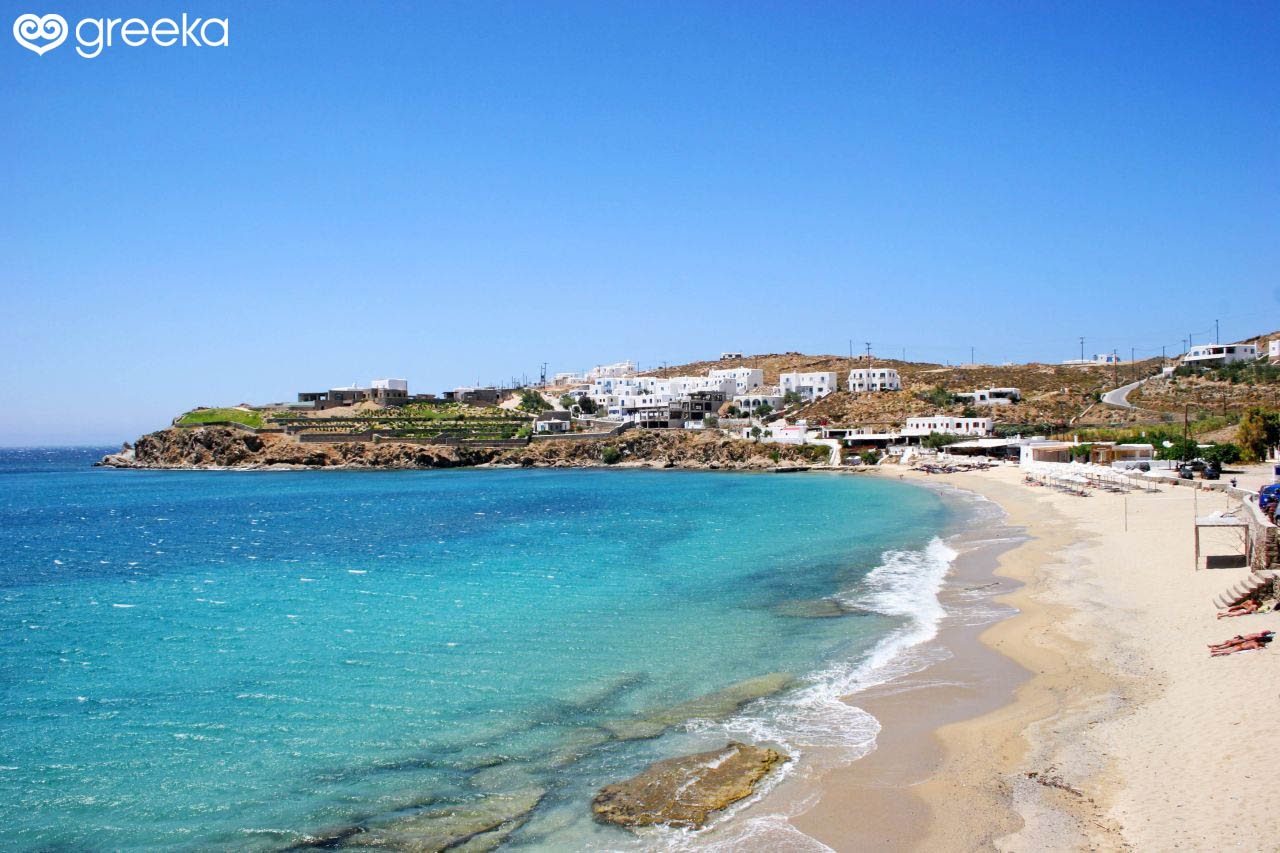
[2,1,1277,444]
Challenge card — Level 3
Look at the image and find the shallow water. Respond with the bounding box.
[0,448,951,850]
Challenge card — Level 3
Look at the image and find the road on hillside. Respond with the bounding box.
[1101,377,1148,409]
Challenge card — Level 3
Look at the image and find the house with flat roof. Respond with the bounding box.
[534,410,572,433]
[847,368,901,393]
[955,387,1020,406]
[779,371,838,402]
[1183,343,1258,367]
[298,379,411,409]
[709,367,764,394]
[902,416,993,437]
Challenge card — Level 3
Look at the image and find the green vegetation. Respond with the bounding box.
[178,408,265,429]
[769,449,782,463]
[576,395,599,415]
[1175,361,1280,385]
[860,449,881,465]
[1237,407,1280,463]
[1156,437,1199,461]
[782,390,803,406]
[917,386,959,408]
[1202,443,1242,466]
[1070,443,1093,459]
[601,445,624,465]
[560,394,577,409]
[519,389,551,413]
[754,402,773,417]
[922,431,963,449]
[702,415,719,428]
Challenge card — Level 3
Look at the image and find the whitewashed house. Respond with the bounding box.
[586,360,637,380]
[955,387,1020,406]
[734,389,784,413]
[902,416,993,437]
[552,372,585,386]
[1269,340,1280,359]
[709,367,764,394]
[847,368,901,393]
[1183,343,1259,367]
[779,371,838,402]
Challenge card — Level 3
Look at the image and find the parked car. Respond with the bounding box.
[1178,464,1195,480]
[1201,463,1221,480]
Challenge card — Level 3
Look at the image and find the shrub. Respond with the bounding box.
[922,431,962,449]
[600,445,623,465]
[1237,408,1280,463]
[1202,443,1241,466]
[519,390,550,413]
[860,450,881,465]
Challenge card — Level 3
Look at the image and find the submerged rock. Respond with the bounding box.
[299,787,544,852]
[773,597,870,618]
[591,741,788,829]
[602,672,793,741]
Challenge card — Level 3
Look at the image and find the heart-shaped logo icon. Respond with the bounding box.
[13,13,68,55]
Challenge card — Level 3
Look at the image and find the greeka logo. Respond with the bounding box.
[12,11,228,58]
[12,13,67,54]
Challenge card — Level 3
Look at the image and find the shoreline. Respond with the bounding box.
[755,462,1279,851]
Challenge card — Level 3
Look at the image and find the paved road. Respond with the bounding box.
[1101,378,1147,408]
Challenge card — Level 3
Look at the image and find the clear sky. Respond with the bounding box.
[3,1,1277,445]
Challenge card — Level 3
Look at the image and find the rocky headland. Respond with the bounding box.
[96,426,831,471]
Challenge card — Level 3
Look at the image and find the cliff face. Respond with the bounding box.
[97,427,495,469]
[96,427,828,471]
[500,430,826,469]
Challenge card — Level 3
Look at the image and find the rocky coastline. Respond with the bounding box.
[96,426,832,472]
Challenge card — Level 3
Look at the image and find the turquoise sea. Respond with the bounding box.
[0,448,957,850]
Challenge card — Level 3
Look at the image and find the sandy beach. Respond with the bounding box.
[770,463,1279,850]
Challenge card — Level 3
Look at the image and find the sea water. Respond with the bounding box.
[0,448,955,850]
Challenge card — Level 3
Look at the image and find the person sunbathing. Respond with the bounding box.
[1217,599,1261,619]
[1208,631,1273,650]
[1212,637,1272,656]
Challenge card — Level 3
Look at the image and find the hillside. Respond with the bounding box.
[656,353,1163,427]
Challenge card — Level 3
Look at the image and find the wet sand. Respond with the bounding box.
[762,463,1279,851]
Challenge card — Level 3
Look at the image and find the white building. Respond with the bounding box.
[1269,340,1280,360]
[902,416,993,437]
[1062,353,1120,366]
[1183,343,1258,367]
[734,389,784,414]
[552,372,585,386]
[779,371,838,402]
[586,360,637,380]
[955,387,1020,406]
[709,367,764,394]
[370,378,409,392]
[720,351,744,360]
[847,368,901,393]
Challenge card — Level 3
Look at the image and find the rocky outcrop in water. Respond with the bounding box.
[96,427,828,471]
[601,673,793,741]
[296,786,545,852]
[591,741,788,829]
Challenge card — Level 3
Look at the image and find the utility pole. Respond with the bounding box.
[866,343,873,389]
[1130,346,1135,382]
[1113,351,1119,388]
[1162,345,1166,370]
[1215,319,1219,344]
[970,345,975,366]
[540,362,547,388]
[1080,336,1085,363]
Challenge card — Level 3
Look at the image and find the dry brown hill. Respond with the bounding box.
[658,353,1163,427]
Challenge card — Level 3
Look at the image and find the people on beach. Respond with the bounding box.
[1209,631,1274,656]
[1217,599,1261,619]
